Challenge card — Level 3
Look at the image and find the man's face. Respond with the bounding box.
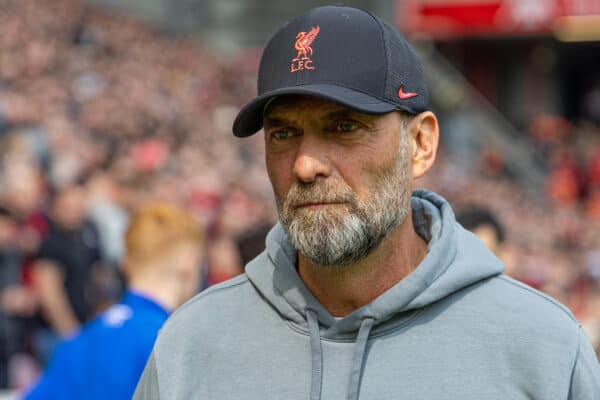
[53,185,87,230]
[472,224,501,255]
[264,96,412,266]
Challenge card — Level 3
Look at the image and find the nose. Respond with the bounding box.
[293,135,332,183]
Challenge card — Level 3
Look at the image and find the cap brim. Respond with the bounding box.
[232,84,397,137]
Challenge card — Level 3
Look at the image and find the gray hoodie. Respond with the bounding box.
[134,190,600,399]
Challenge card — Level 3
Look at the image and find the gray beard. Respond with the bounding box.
[276,132,411,267]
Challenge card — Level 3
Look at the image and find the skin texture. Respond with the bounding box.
[264,96,439,316]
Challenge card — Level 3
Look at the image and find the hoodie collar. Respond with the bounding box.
[245,189,504,337]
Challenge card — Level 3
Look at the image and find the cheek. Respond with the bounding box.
[344,150,400,202]
[266,153,293,201]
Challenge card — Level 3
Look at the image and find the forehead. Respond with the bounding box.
[264,95,368,119]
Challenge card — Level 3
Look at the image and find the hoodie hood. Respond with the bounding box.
[246,189,505,400]
[246,189,504,337]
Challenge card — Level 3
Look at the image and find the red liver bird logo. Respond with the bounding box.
[291,26,320,72]
[294,26,320,60]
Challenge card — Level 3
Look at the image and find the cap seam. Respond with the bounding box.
[361,8,389,99]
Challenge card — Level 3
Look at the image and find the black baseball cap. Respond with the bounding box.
[233,5,429,137]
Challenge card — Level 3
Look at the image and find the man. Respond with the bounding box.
[135,6,600,399]
[0,206,34,388]
[457,207,505,256]
[32,180,102,362]
[25,202,204,399]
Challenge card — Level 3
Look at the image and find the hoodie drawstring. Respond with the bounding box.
[305,309,375,400]
[306,309,323,400]
[347,317,374,400]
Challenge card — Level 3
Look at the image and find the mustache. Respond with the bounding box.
[284,181,357,208]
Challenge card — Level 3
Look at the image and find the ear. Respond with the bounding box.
[408,111,439,179]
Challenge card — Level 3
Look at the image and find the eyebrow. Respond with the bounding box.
[263,116,289,129]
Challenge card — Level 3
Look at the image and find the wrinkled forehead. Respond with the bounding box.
[264,94,349,114]
[264,95,368,119]
[263,94,410,128]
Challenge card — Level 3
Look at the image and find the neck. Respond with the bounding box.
[297,214,427,317]
[127,275,182,312]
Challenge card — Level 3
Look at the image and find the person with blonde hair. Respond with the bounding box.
[25,202,204,400]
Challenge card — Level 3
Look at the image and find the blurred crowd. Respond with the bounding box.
[0,0,598,392]
[0,0,276,390]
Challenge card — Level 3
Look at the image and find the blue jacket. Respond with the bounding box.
[25,291,169,400]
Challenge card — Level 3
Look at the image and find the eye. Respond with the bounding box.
[335,120,360,133]
[270,129,294,140]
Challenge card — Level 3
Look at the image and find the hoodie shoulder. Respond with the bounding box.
[155,274,254,340]
[166,274,252,323]
[496,275,577,323]
[172,274,251,317]
[458,273,582,349]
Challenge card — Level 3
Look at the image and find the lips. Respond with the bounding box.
[284,183,356,211]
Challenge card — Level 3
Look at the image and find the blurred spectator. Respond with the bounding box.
[31,180,102,362]
[24,202,204,399]
[0,207,36,389]
[456,207,505,257]
[87,172,129,265]
[546,146,583,206]
[0,160,46,390]
[529,114,573,158]
[235,224,271,266]
[0,161,48,287]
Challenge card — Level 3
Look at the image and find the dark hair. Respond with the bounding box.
[235,224,271,265]
[47,175,89,203]
[457,207,505,243]
[0,206,12,218]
